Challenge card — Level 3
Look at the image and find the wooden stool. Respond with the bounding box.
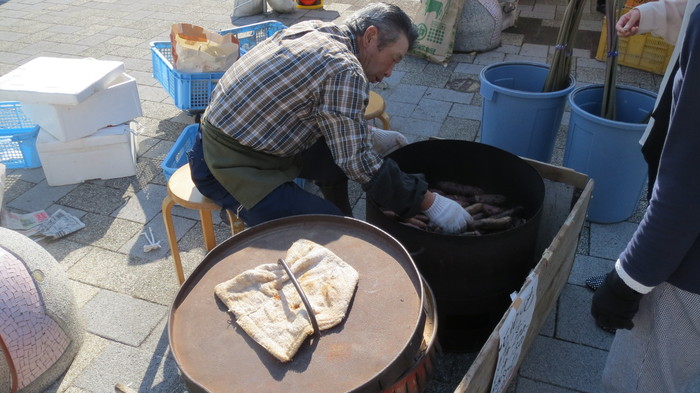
[365,91,391,130]
[162,163,245,284]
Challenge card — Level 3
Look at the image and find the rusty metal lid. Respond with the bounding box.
[169,215,425,393]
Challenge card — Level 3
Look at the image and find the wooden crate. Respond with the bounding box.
[454,159,594,393]
[595,9,675,75]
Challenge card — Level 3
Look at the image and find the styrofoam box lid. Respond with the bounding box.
[36,123,133,151]
[0,57,126,106]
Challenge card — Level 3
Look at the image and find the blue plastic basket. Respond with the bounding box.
[162,123,199,180]
[151,21,287,112]
[161,123,306,189]
[0,102,41,169]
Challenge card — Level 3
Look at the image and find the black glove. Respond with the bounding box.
[591,269,643,331]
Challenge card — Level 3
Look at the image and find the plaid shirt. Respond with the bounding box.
[205,21,383,184]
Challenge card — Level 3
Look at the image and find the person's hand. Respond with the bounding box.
[591,268,643,331]
[372,127,408,156]
[422,193,472,234]
[616,8,641,37]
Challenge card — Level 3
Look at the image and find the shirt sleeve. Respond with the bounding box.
[637,0,687,43]
[315,71,384,184]
[618,7,700,290]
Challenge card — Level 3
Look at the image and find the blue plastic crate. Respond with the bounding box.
[0,102,41,169]
[162,123,199,180]
[162,123,306,190]
[151,21,287,113]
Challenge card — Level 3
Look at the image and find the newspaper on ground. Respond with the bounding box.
[0,208,85,239]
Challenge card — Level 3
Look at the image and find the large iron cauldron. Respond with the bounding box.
[366,140,545,352]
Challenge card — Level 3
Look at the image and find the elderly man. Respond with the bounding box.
[187,2,471,234]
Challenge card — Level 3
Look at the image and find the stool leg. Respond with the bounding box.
[200,209,217,252]
[162,195,185,285]
[226,210,245,235]
[379,112,391,130]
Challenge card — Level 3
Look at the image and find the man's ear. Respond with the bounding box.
[363,25,379,46]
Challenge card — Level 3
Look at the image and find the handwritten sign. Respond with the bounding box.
[490,272,538,393]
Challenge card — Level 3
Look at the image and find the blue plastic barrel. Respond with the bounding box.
[479,62,575,162]
[564,84,657,223]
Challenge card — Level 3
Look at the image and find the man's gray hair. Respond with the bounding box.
[345,2,418,50]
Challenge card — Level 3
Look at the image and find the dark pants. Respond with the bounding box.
[187,128,346,227]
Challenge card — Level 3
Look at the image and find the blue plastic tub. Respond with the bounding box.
[162,123,199,180]
[563,84,657,223]
[151,21,287,112]
[162,123,305,188]
[0,102,41,169]
[479,62,575,163]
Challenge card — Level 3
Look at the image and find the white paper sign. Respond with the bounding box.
[491,272,539,393]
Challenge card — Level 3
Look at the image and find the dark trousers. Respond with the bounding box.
[187,128,346,227]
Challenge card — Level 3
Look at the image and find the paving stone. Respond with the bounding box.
[589,221,638,260]
[448,103,482,120]
[454,62,486,75]
[437,117,480,141]
[555,284,614,350]
[63,213,143,251]
[568,254,614,287]
[424,86,473,104]
[58,182,131,215]
[519,335,607,392]
[73,340,184,393]
[515,376,580,393]
[118,211,196,261]
[82,289,167,346]
[112,183,168,224]
[411,97,452,123]
[7,180,77,212]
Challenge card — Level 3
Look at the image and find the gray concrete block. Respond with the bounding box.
[82,290,167,346]
[388,84,429,104]
[64,213,143,252]
[449,103,482,120]
[424,86,474,104]
[117,212,195,260]
[519,335,607,392]
[454,63,485,75]
[112,184,168,224]
[411,98,452,123]
[72,341,184,393]
[589,221,638,260]
[7,180,77,212]
[438,117,480,141]
[515,376,580,392]
[58,182,132,215]
[556,284,614,350]
[568,255,615,287]
[385,101,417,118]
[390,116,443,137]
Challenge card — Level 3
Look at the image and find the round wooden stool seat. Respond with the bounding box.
[365,91,391,130]
[162,163,244,284]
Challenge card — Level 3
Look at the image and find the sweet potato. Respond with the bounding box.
[472,216,512,231]
[466,194,507,205]
[432,181,484,197]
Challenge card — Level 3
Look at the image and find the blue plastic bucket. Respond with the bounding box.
[479,61,575,162]
[564,84,657,223]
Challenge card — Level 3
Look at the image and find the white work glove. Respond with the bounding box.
[371,127,408,156]
[423,193,473,234]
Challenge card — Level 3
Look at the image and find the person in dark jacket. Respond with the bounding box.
[187,2,471,234]
[591,4,700,391]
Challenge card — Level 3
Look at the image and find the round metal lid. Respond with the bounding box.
[169,215,425,393]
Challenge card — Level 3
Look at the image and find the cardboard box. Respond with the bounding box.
[21,73,142,142]
[36,123,137,186]
[453,159,594,393]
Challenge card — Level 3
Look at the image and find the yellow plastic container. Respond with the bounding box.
[595,9,675,75]
[296,0,323,9]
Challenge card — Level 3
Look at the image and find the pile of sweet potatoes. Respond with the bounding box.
[383,180,526,235]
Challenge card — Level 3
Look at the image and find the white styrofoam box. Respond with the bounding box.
[36,123,137,186]
[21,73,142,142]
[0,57,125,105]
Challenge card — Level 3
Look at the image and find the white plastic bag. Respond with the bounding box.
[267,0,296,13]
[232,0,264,17]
